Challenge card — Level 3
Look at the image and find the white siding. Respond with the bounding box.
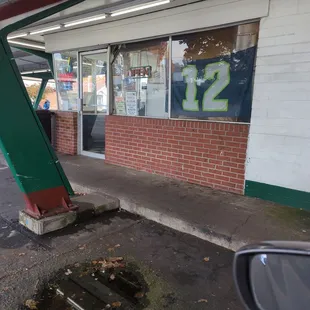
[246,0,310,192]
[45,0,269,52]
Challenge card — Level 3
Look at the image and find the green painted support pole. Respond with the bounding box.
[0,0,84,218]
[34,79,48,110]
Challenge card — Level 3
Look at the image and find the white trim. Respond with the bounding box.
[77,50,82,155]
[78,49,108,159]
[169,118,250,125]
[53,54,60,111]
[107,45,111,115]
[81,150,105,160]
[168,36,172,119]
[80,48,108,56]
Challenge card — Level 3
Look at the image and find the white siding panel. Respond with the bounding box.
[45,0,269,52]
[246,0,310,193]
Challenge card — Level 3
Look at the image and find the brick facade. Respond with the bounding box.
[54,111,78,155]
[105,116,249,194]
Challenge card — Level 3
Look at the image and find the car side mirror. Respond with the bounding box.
[233,241,310,310]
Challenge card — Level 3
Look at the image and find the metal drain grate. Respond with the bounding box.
[31,258,148,310]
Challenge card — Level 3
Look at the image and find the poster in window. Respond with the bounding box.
[126,92,138,116]
[115,97,126,115]
[171,46,257,122]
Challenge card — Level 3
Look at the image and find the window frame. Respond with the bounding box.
[53,21,259,125]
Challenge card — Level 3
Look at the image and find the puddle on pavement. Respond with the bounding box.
[21,258,151,310]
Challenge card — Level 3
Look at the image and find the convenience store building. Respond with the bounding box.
[9,0,310,209]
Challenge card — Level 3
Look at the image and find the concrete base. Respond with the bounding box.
[72,193,120,216]
[19,210,77,235]
[19,193,119,235]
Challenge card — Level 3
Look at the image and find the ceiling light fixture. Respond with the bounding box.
[8,40,45,50]
[7,33,28,39]
[30,25,61,35]
[21,69,51,75]
[64,14,106,27]
[111,0,170,17]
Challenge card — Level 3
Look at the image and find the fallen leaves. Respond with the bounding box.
[107,244,121,252]
[203,257,210,262]
[107,257,124,262]
[98,257,125,270]
[134,292,145,299]
[25,299,38,309]
[111,301,122,308]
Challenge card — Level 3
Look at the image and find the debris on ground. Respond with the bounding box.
[98,258,125,270]
[107,257,124,262]
[20,257,166,309]
[203,257,210,262]
[134,292,144,299]
[111,301,122,308]
[34,280,39,291]
[198,299,208,303]
[25,299,38,309]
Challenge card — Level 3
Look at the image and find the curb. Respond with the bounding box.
[0,150,245,250]
[0,153,8,167]
[70,181,245,251]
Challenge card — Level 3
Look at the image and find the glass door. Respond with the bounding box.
[80,50,108,157]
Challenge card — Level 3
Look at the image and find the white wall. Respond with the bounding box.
[246,0,310,192]
[45,0,269,52]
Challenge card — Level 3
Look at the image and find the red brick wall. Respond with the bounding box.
[105,116,249,194]
[54,111,78,155]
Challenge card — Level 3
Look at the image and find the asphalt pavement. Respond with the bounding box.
[0,163,242,310]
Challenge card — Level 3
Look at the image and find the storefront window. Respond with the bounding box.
[112,38,169,118]
[53,51,78,111]
[171,23,259,122]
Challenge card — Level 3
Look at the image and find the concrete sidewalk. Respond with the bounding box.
[59,154,310,251]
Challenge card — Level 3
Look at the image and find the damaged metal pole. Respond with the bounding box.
[0,0,84,225]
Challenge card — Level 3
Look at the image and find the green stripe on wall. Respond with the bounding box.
[245,180,310,211]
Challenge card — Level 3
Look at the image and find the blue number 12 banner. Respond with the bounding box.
[171,46,257,122]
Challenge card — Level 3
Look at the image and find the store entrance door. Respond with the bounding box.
[79,50,108,158]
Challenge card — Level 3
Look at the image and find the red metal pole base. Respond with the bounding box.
[23,186,78,219]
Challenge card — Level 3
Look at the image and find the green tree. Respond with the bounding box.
[26,83,55,102]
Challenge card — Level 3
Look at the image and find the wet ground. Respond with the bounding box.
[0,165,242,310]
